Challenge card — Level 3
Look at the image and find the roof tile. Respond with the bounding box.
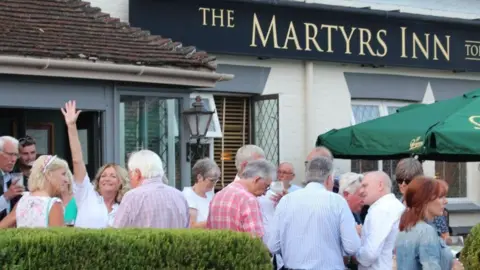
[0,0,216,71]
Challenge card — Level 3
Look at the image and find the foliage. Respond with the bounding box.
[0,228,271,270]
[460,223,480,269]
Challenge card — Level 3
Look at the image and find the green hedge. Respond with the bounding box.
[461,223,480,269]
[0,228,272,270]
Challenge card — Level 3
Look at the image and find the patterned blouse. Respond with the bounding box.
[16,194,62,228]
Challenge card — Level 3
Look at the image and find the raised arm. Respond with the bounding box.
[61,100,86,183]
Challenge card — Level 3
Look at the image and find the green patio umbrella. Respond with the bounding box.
[316,89,480,162]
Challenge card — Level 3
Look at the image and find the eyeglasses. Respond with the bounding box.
[277,170,294,175]
[1,151,19,159]
[19,136,36,147]
[396,178,411,185]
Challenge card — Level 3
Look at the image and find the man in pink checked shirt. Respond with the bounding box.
[206,159,276,238]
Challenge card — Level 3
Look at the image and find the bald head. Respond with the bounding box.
[306,147,333,162]
[278,162,295,182]
[360,171,392,205]
[279,162,294,171]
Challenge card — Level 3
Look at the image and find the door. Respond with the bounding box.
[65,111,103,178]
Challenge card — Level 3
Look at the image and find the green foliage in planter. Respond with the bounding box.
[0,228,271,270]
[460,223,480,269]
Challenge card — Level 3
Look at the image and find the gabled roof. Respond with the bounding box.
[0,0,216,71]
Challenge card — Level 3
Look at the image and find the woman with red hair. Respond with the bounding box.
[395,176,463,270]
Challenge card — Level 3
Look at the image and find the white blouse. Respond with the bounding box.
[73,175,119,228]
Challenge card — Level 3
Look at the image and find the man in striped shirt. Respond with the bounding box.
[268,156,361,270]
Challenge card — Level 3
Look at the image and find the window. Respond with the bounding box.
[188,93,222,138]
[350,101,408,197]
[119,96,181,187]
[351,100,467,198]
[435,162,467,198]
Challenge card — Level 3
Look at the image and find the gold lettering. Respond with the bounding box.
[211,8,224,27]
[466,44,472,57]
[376,30,387,57]
[250,13,281,48]
[433,35,450,61]
[339,26,356,54]
[412,33,430,59]
[304,23,323,52]
[199,7,210,26]
[358,28,376,56]
[469,116,480,129]
[400,27,408,58]
[321,24,338,53]
[282,22,302,50]
[227,10,235,28]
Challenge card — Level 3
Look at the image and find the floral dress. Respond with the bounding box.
[16,194,62,228]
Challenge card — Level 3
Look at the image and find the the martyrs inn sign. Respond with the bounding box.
[130,0,480,72]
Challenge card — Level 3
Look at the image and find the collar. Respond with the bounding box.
[234,174,240,181]
[370,193,396,209]
[305,182,326,191]
[140,176,164,186]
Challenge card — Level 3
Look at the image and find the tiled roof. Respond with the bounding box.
[0,0,216,71]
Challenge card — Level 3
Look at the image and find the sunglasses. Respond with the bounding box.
[19,136,36,146]
[396,178,411,185]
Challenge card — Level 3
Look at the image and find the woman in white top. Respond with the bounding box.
[182,158,219,228]
[2,155,67,228]
[62,100,129,228]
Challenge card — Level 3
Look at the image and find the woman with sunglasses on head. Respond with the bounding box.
[61,100,129,228]
[395,158,451,242]
[0,155,67,228]
[182,158,220,228]
[395,176,463,270]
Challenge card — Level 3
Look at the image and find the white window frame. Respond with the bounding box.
[189,93,223,138]
[350,100,411,172]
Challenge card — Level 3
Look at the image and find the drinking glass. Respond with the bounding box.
[10,173,24,187]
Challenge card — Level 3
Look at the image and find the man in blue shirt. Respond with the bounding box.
[268,156,361,270]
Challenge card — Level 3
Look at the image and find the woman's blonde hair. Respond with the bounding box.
[65,169,74,195]
[29,155,69,193]
[93,163,129,203]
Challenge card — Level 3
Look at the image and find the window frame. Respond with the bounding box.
[189,93,223,138]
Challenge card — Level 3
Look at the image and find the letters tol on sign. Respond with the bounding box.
[130,0,480,71]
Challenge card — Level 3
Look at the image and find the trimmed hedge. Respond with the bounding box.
[461,223,480,269]
[0,228,272,269]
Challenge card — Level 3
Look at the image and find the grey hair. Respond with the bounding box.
[307,146,333,161]
[192,158,220,182]
[304,156,334,185]
[235,145,265,171]
[0,136,19,152]
[338,172,363,194]
[395,158,423,182]
[240,159,276,181]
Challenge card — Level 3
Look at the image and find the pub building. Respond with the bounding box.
[125,0,480,234]
[1,0,478,235]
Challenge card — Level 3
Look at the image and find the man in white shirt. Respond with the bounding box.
[356,171,405,270]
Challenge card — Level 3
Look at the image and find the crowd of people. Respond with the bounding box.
[0,100,465,270]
